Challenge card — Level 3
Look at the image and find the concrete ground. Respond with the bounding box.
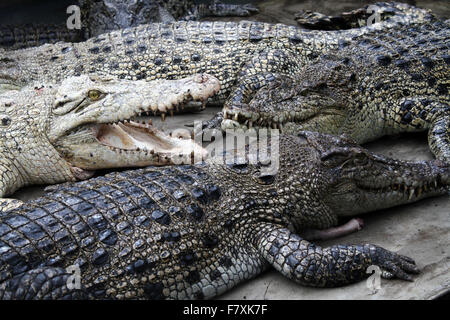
[6,0,449,300]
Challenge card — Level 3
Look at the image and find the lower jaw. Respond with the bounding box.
[64,139,206,171]
[59,118,208,174]
[363,188,446,209]
[336,187,447,216]
[70,166,96,180]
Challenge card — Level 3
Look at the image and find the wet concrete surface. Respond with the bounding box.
[5,0,450,300]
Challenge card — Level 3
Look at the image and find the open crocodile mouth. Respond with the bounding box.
[57,74,221,170]
[93,119,195,156]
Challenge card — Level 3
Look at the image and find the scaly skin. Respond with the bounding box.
[0,2,435,104]
[222,20,450,162]
[79,0,259,36]
[0,24,84,50]
[0,132,448,299]
[0,0,258,50]
[0,73,219,200]
[295,1,435,30]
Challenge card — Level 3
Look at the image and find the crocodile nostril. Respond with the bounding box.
[1,116,11,126]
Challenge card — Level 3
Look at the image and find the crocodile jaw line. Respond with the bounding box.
[95,120,200,156]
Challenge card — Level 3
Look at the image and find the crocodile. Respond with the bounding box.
[0,2,436,104]
[0,73,219,201]
[0,131,448,299]
[221,20,450,163]
[79,0,259,36]
[294,1,435,30]
[0,0,258,50]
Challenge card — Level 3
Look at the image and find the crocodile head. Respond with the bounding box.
[0,73,219,196]
[221,61,352,136]
[210,131,448,229]
[307,132,449,216]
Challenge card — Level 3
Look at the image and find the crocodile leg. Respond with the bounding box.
[300,218,364,241]
[0,159,23,200]
[385,99,450,163]
[255,223,420,287]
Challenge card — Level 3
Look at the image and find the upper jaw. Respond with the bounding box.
[51,73,220,140]
[354,160,449,205]
[221,104,302,130]
[221,104,342,132]
[325,154,449,216]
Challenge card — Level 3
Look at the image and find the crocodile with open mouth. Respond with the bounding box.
[0,131,448,299]
[0,73,219,203]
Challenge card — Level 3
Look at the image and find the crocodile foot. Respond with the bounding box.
[371,246,420,281]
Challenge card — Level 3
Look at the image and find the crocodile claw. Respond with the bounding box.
[238,4,260,15]
[372,246,420,282]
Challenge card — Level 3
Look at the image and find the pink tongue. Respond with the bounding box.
[70,166,95,180]
[97,124,136,150]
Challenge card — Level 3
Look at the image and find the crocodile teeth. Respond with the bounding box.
[415,187,422,198]
[161,113,166,122]
[408,188,414,200]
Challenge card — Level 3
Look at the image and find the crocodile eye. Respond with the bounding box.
[253,168,277,185]
[0,115,11,127]
[353,154,369,166]
[87,89,102,101]
[256,173,276,185]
